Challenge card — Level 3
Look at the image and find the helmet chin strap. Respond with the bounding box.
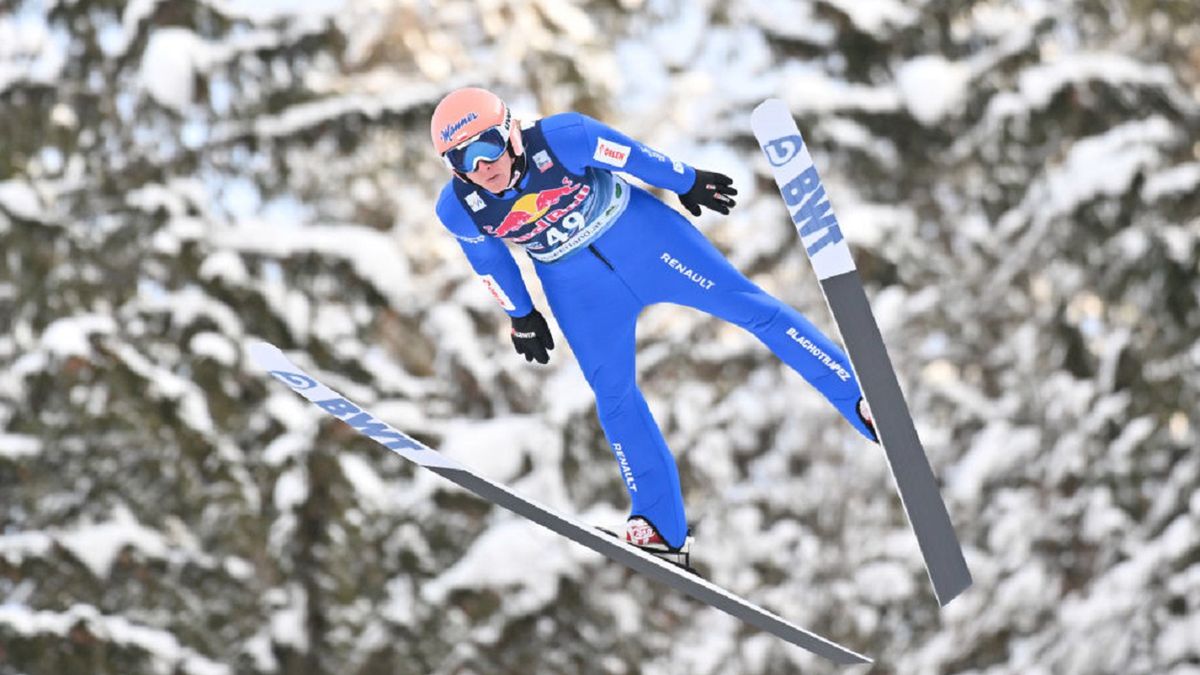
[505,149,527,190]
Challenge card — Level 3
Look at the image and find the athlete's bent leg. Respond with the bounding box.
[626,201,875,441]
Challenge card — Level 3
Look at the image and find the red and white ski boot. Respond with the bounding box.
[623,517,695,572]
[857,396,878,443]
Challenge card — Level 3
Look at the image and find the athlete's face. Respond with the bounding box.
[467,152,513,194]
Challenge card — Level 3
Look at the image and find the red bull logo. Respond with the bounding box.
[488,178,583,237]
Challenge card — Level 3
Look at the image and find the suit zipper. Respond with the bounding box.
[588,244,615,270]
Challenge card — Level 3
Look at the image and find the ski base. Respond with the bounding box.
[249,341,870,666]
[751,98,972,606]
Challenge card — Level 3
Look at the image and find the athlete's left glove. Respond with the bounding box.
[678,169,737,216]
[511,309,555,364]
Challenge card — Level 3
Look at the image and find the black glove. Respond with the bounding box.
[678,169,737,216]
[511,309,555,364]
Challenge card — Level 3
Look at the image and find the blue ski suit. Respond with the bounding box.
[435,113,873,549]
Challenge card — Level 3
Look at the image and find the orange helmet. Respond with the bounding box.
[430,87,524,174]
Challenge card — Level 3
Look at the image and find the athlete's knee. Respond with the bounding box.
[588,369,640,416]
[728,290,783,334]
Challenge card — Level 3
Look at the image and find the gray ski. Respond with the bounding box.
[750,99,972,606]
[249,341,870,665]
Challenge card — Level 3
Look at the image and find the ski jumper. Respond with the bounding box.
[435,113,873,549]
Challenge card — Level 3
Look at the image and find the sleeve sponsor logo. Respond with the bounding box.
[465,191,486,212]
[594,138,631,168]
[480,274,516,310]
[532,150,554,172]
[672,160,685,174]
[638,143,667,163]
[453,232,487,244]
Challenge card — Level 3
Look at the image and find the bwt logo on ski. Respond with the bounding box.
[314,397,425,452]
[781,167,844,257]
[487,177,589,239]
[268,370,317,390]
[762,134,805,167]
[267,370,423,452]
[440,112,478,144]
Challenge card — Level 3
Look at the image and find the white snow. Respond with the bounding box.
[947,422,1041,503]
[0,11,68,93]
[140,28,205,111]
[204,0,346,24]
[246,87,439,140]
[57,505,170,578]
[263,433,310,466]
[823,0,919,33]
[987,53,1175,122]
[266,584,309,651]
[895,55,972,125]
[0,604,230,675]
[739,0,835,45]
[0,433,42,459]
[273,465,309,511]
[779,62,902,115]
[1044,117,1174,218]
[1142,162,1200,201]
[110,343,217,437]
[854,559,917,603]
[438,417,551,485]
[422,517,589,614]
[198,250,251,286]
[189,332,238,366]
[214,220,414,309]
[0,180,41,220]
[40,314,117,359]
[338,453,391,511]
[0,531,54,563]
[381,576,416,625]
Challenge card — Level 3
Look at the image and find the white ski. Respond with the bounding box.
[249,341,870,665]
[750,99,972,606]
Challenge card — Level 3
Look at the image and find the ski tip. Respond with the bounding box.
[246,340,284,368]
[751,98,789,124]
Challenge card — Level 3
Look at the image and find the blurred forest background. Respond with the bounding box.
[1,0,1198,673]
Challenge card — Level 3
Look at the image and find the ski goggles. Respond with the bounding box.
[442,126,509,173]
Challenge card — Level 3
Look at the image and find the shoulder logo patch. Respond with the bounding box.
[466,191,486,212]
[533,150,553,172]
[594,138,631,168]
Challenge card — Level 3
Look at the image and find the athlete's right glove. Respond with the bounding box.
[678,169,737,216]
[510,308,555,364]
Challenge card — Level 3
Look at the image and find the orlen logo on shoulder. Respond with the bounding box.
[440,112,479,144]
[593,138,630,168]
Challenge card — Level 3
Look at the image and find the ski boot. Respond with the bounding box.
[857,396,878,443]
[599,517,696,574]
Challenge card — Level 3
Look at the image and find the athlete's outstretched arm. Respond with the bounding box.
[435,186,534,318]
[540,112,696,193]
[541,112,736,215]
